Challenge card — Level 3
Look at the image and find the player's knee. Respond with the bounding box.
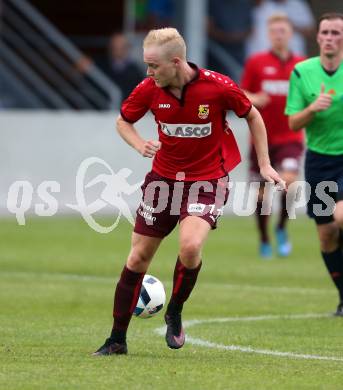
[179,239,202,263]
[127,250,152,272]
[318,226,340,252]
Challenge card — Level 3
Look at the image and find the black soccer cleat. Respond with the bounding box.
[334,302,343,317]
[92,338,128,356]
[164,312,185,349]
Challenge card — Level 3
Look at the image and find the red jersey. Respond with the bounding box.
[241,51,304,145]
[121,63,252,181]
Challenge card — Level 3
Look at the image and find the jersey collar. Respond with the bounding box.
[162,62,200,105]
[187,62,200,83]
[269,50,294,63]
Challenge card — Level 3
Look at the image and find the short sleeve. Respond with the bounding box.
[221,79,252,117]
[120,79,153,123]
[285,68,306,115]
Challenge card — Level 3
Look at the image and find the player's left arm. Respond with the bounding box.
[220,79,284,187]
[246,106,286,189]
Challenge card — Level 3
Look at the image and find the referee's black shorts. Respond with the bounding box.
[305,150,343,225]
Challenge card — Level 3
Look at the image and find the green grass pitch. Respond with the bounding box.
[1,216,343,389]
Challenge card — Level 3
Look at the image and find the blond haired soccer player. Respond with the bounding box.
[93,27,285,355]
[241,14,305,258]
[286,13,343,315]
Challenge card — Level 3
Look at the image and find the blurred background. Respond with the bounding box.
[1,0,342,110]
[0,0,342,219]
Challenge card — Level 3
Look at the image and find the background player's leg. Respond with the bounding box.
[275,169,298,257]
[334,200,343,232]
[249,147,271,258]
[317,221,343,315]
[255,184,272,258]
[165,216,211,349]
[334,200,343,250]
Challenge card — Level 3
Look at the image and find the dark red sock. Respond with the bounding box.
[256,200,269,243]
[167,257,202,314]
[277,192,288,230]
[111,266,145,342]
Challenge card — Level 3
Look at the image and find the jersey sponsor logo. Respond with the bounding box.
[198,104,209,119]
[160,122,212,138]
[263,66,277,75]
[159,103,171,108]
[262,80,289,95]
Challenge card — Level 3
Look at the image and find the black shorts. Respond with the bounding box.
[305,150,343,224]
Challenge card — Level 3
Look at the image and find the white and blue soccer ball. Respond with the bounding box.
[134,274,166,318]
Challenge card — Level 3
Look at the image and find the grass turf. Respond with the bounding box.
[1,216,343,390]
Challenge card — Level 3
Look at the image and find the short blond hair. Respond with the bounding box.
[143,27,186,60]
[267,13,292,26]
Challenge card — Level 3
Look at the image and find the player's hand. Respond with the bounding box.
[309,83,332,112]
[140,140,161,158]
[254,92,271,109]
[260,164,286,191]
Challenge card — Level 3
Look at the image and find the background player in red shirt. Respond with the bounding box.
[241,14,305,259]
[93,27,285,356]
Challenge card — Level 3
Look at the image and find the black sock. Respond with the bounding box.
[321,248,343,302]
[110,329,127,344]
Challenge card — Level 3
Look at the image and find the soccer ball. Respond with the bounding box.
[134,274,166,318]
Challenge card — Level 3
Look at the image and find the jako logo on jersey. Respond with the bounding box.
[198,104,209,119]
[160,122,212,138]
[262,80,289,95]
[159,103,171,108]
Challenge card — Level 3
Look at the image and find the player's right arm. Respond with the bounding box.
[287,104,314,131]
[118,78,161,158]
[116,115,161,158]
[246,106,285,188]
[288,84,332,130]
